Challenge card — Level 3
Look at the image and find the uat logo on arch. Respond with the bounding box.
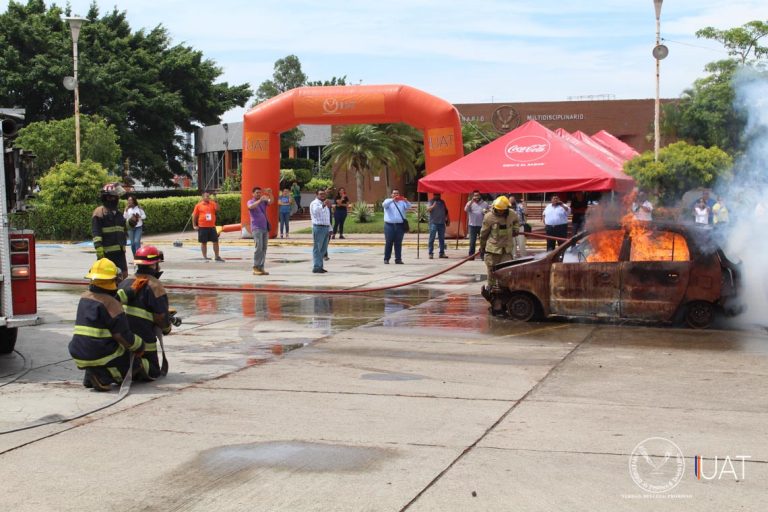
[504,136,550,163]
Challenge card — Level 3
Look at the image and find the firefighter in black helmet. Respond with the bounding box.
[92,182,128,279]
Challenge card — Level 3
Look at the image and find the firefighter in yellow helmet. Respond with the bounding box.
[479,195,520,290]
[68,258,144,391]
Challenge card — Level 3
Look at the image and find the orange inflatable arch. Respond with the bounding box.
[230,84,465,238]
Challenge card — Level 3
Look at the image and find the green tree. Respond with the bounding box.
[662,20,768,154]
[15,115,121,176]
[624,141,733,206]
[461,121,500,153]
[375,123,421,195]
[323,125,395,201]
[0,1,252,185]
[37,160,111,207]
[253,55,308,105]
[696,20,768,64]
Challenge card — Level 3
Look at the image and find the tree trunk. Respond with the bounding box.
[384,166,391,196]
[355,168,364,203]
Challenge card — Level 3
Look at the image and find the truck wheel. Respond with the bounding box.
[0,327,18,354]
[685,301,714,329]
[507,293,538,321]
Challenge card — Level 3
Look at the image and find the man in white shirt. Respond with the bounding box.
[309,189,332,273]
[632,191,653,222]
[542,194,571,251]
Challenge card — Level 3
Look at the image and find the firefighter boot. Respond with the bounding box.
[85,369,112,392]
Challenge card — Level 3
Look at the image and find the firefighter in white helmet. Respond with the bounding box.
[479,195,520,290]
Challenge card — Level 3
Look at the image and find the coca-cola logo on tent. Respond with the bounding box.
[504,135,550,163]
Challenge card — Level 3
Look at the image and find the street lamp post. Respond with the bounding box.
[64,16,87,165]
[652,1,667,162]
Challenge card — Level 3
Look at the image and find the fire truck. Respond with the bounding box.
[0,108,39,354]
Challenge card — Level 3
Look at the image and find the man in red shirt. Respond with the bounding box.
[192,191,224,262]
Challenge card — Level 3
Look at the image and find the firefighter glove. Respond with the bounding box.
[95,247,105,259]
[131,276,149,291]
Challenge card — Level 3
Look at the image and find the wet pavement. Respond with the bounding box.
[1,239,767,510]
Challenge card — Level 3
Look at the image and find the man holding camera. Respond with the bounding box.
[465,190,489,259]
[542,194,571,251]
[248,186,273,276]
[427,193,450,259]
[382,189,411,264]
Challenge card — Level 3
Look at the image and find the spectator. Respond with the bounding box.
[632,191,654,221]
[248,186,273,275]
[570,191,588,233]
[713,195,729,224]
[510,195,528,257]
[277,188,293,238]
[124,194,146,258]
[542,194,571,251]
[694,198,710,224]
[332,187,350,239]
[697,190,716,224]
[310,189,332,273]
[427,193,450,259]
[382,188,411,264]
[192,191,224,262]
[464,190,488,260]
[291,181,302,214]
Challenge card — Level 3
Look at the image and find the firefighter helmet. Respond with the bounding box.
[100,182,126,197]
[86,258,119,280]
[492,196,511,211]
[134,245,164,266]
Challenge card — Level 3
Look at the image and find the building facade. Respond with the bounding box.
[194,98,671,200]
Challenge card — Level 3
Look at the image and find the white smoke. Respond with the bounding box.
[722,67,768,325]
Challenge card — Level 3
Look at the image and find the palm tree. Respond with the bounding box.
[323,125,395,201]
[461,121,499,153]
[376,123,421,195]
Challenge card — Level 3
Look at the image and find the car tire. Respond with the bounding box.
[685,301,715,329]
[507,293,538,321]
[0,327,18,354]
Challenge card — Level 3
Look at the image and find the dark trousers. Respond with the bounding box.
[468,225,482,256]
[333,208,347,236]
[384,222,405,262]
[545,224,569,251]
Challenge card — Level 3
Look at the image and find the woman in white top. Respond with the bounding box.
[693,199,709,225]
[124,195,147,257]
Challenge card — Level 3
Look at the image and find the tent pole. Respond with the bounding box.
[416,196,421,259]
[456,193,463,250]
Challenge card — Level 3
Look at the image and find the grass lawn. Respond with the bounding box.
[295,211,422,234]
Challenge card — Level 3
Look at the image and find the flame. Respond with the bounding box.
[623,213,689,262]
[585,230,624,262]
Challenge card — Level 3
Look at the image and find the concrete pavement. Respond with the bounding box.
[1,237,766,511]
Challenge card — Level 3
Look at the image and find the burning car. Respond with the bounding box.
[482,222,741,328]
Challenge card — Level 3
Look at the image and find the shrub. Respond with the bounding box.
[220,167,241,193]
[13,193,242,241]
[37,160,111,208]
[349,201,373,223]
[293,168,312,186]
[280,158,315,171]
[305,177,333,192]
[417,203,429,223]
[279,169,297,187]
[130,189,200,199]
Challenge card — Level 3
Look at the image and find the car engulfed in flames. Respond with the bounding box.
[482,221,742,328]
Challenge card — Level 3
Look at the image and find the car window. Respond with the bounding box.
[629,230,690,262]
[562,230,624,263]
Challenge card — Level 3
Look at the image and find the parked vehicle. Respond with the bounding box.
[482,222,741,329]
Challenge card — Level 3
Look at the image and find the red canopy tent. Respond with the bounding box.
[418,120,635,194]
[554,128,626,173]
[591,130,641,160]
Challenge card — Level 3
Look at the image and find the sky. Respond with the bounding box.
[2,0,767,124]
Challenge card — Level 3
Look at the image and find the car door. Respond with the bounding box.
[620,230,691,321]
[550,230,625,318]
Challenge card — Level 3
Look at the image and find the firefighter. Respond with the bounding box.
[479,195,520,290]
[92,182,129,279]
[68,258,145,391]
[118,245,174,380]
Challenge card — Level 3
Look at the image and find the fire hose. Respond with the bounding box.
[38,231,568,295]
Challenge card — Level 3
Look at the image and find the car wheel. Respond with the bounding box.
[507,293,537,321]
[685,301,715,329]
[0,327,18,354]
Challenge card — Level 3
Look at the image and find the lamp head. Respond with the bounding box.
[63,16,87,43]
[653,0,663,20]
